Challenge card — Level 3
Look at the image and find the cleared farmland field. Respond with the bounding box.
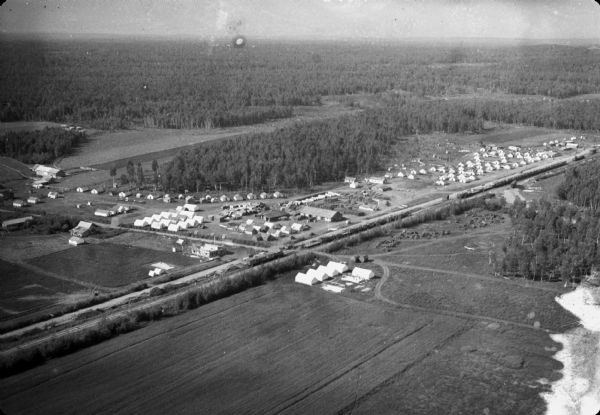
[381,265,577,332]
[27,243,199,288]
[342,323,562,415]
[0,279,475,415]
[0,259,85,321]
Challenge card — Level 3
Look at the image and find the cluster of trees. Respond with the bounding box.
[557,161,600,209]
[475,98,600,130]
[501,160,600,281]
[500,199,600,281]
[2,38,599,129]
[159,97,485,191]
[0,127,84,164]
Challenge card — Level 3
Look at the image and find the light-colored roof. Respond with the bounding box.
[2,216,33,227]
[300,206,341,220]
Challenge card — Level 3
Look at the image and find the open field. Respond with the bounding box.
[0,234,73,262]
[0,121,65,133]
[54,101,358,171]
[27,242,199,288]
[0,259,87,321]
[0,157,33,184]
[0,277,564,415]
[342,323,562,415]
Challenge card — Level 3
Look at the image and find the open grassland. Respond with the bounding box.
[27,243,199,288]
[0,278,564,415]
[380,265,576,332]
[0,156,33,184]
[57,101,357,171]
[0,234,72,262]
[0,259,86,322]
[342,324,562,415]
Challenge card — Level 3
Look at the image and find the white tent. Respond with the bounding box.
[315,265,332,281]
[323,264,341,278]
[352,267,375,281]
[151,221,163,230]
[168,223,180,232]
[327,261,349,274]
[295,272,318,286]
[134,219,145,227]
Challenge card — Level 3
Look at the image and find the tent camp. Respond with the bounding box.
[295,272,318,286]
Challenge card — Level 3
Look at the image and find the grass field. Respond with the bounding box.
[0,277,564,415]
[27,242,199,288]
[56,101,358,171]
[0,156,33,184]
[0,259,86,321]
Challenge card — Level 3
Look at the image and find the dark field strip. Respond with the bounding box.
[0,279,466,415]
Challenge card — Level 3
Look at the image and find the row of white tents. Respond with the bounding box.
[134,209,205,231]
[295,261,375,286]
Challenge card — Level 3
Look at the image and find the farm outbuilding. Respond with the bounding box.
[2,216,33,231]
[260,210,289,222]
[300,206,342,222]
[47,191,59,199]
[368,177,388,185]
[68,236,85,246]
[12,200,27,208]
[70,221,96,237]
[352,267,375,281]
[32,164,64,178]
[26,196,40,204]
[295,272,318,286]
[192,243,225,259]
[94,209,113,217]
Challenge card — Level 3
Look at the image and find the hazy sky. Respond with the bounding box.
[1,0,599,40]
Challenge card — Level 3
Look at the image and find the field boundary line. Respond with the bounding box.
[265,321,433,415]
[381,261,565,293]
[376,264,558,333]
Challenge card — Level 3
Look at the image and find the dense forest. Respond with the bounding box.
[0,128,84,164]
[159,97,486,191]
[556,161,600,209]
[1,38,599,129]
[501,160,600,281]
[159,92,600,192]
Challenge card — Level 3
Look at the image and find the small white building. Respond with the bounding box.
[68,236,85,246]
[352,267,375,281]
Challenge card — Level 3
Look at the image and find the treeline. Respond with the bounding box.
[557,160,600,209]
[160,98,485,191]
[2,38,599,128]
[476,98,600,131]
[500,199,600,281]
[0,127,84,164]
[501,160,600,281]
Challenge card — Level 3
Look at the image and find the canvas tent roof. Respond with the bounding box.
[295,272,318,286]
[327,261,349,274]
[351,267,375,280]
